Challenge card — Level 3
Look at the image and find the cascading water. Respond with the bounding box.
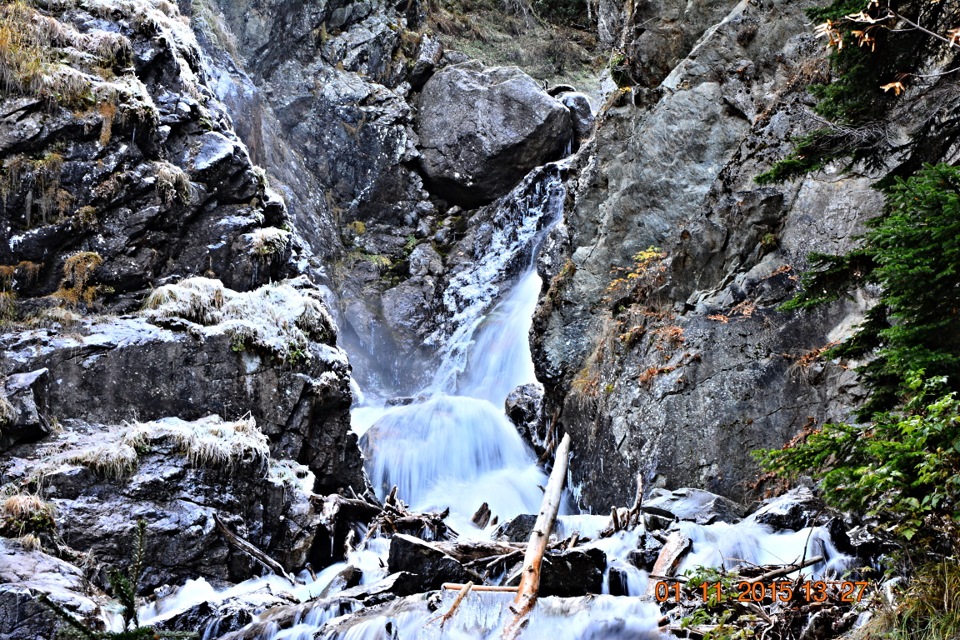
[130,163,856,640]
[357,163,570,531]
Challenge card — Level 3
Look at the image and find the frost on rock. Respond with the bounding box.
[268,458,317,494]
[244,226,292,258]
[143,277,337,361]
[427,164,566,391]
[125,414,270,474]
[41,415,272,479]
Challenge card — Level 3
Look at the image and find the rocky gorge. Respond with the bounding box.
[0,0,957,638]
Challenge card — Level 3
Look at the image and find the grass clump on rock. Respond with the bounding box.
[143,277,337,363]
[0,491,55,537]
[44,415,271,480]
[123,415,270,475]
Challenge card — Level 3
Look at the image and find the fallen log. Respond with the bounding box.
[748,555,824,582]
[502,433,571,640]
[214,513,296,585]
[427,581,474,627]
[644,531,692,596]
[443,583,519,592]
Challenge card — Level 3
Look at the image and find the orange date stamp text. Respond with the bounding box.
[653,580,869,603]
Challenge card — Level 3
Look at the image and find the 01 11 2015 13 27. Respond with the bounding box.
[653,580,870,603]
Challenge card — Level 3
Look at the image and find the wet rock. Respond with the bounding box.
[644,488,745,525]
[150,585,290,638]
[320,565,363,598]
[6,415,322,592]
[745,487,830,531]
[0,538,105,640]
[417,63,572,207]
[506,547,607,597]
[504,382,545,448]
[217,597,364,640]
[387,534,479,591]
[380,276,439,354]
[557,92,595,147]
[493,514,538,542]
[1,369,50,452]
[608,567,630,596]
[627,534,665,572]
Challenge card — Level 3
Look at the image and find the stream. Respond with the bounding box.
[128,161,853,639]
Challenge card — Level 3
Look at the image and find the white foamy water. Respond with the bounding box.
[357,164,569,531]
[133,159,849,639]
[321,592,666,640]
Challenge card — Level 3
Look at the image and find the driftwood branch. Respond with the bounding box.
[749,555,824,583]
[427,581,474,627]
[443,583,519,592]
[214,513,296,585]
[502,433,571,640]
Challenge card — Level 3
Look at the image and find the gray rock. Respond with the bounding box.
[530,0,881,510]
[407,243,443,278]
[644,488,745,525]
[5,415,322,593]
[744,487,829,531]
[0,309,364,494]
[150,586,290,638]
[0,539,105,640]
[493,514,538,542]
[387,534,479,591]
[627,535,664,572]
[504,382,545,452]
[608,566,630,596]
[1,369,50,452]
[557,92,595,147]
[409,34,444,90]
[418,63,572,206]
[505,548,606,597]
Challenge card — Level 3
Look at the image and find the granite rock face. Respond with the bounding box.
[418,63,573,207]
[0,539,105,640]
[1,307,364,494]
[530,0,959,509]
[3,415,322,592]
[0,1,368,631]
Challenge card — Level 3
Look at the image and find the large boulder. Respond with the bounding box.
[644,488,745,525]
[0,538,106,640]
[0,279,366,495]
[2,415,322,593]
[417,63,572,207]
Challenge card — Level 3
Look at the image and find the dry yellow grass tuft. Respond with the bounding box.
[51,251,103,306]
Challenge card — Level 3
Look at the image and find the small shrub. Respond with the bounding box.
[346,220,366,235]
[604,247,667,313]
[755,374,960,544]
[51,251,103,306]
[246,227,291,258]
[98,101,117,146]
[154,161,191,204]
[0,492,55,537]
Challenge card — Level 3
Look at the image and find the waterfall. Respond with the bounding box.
[358,162,569,530]
[130,160,854,640]
[425,163,567,396]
